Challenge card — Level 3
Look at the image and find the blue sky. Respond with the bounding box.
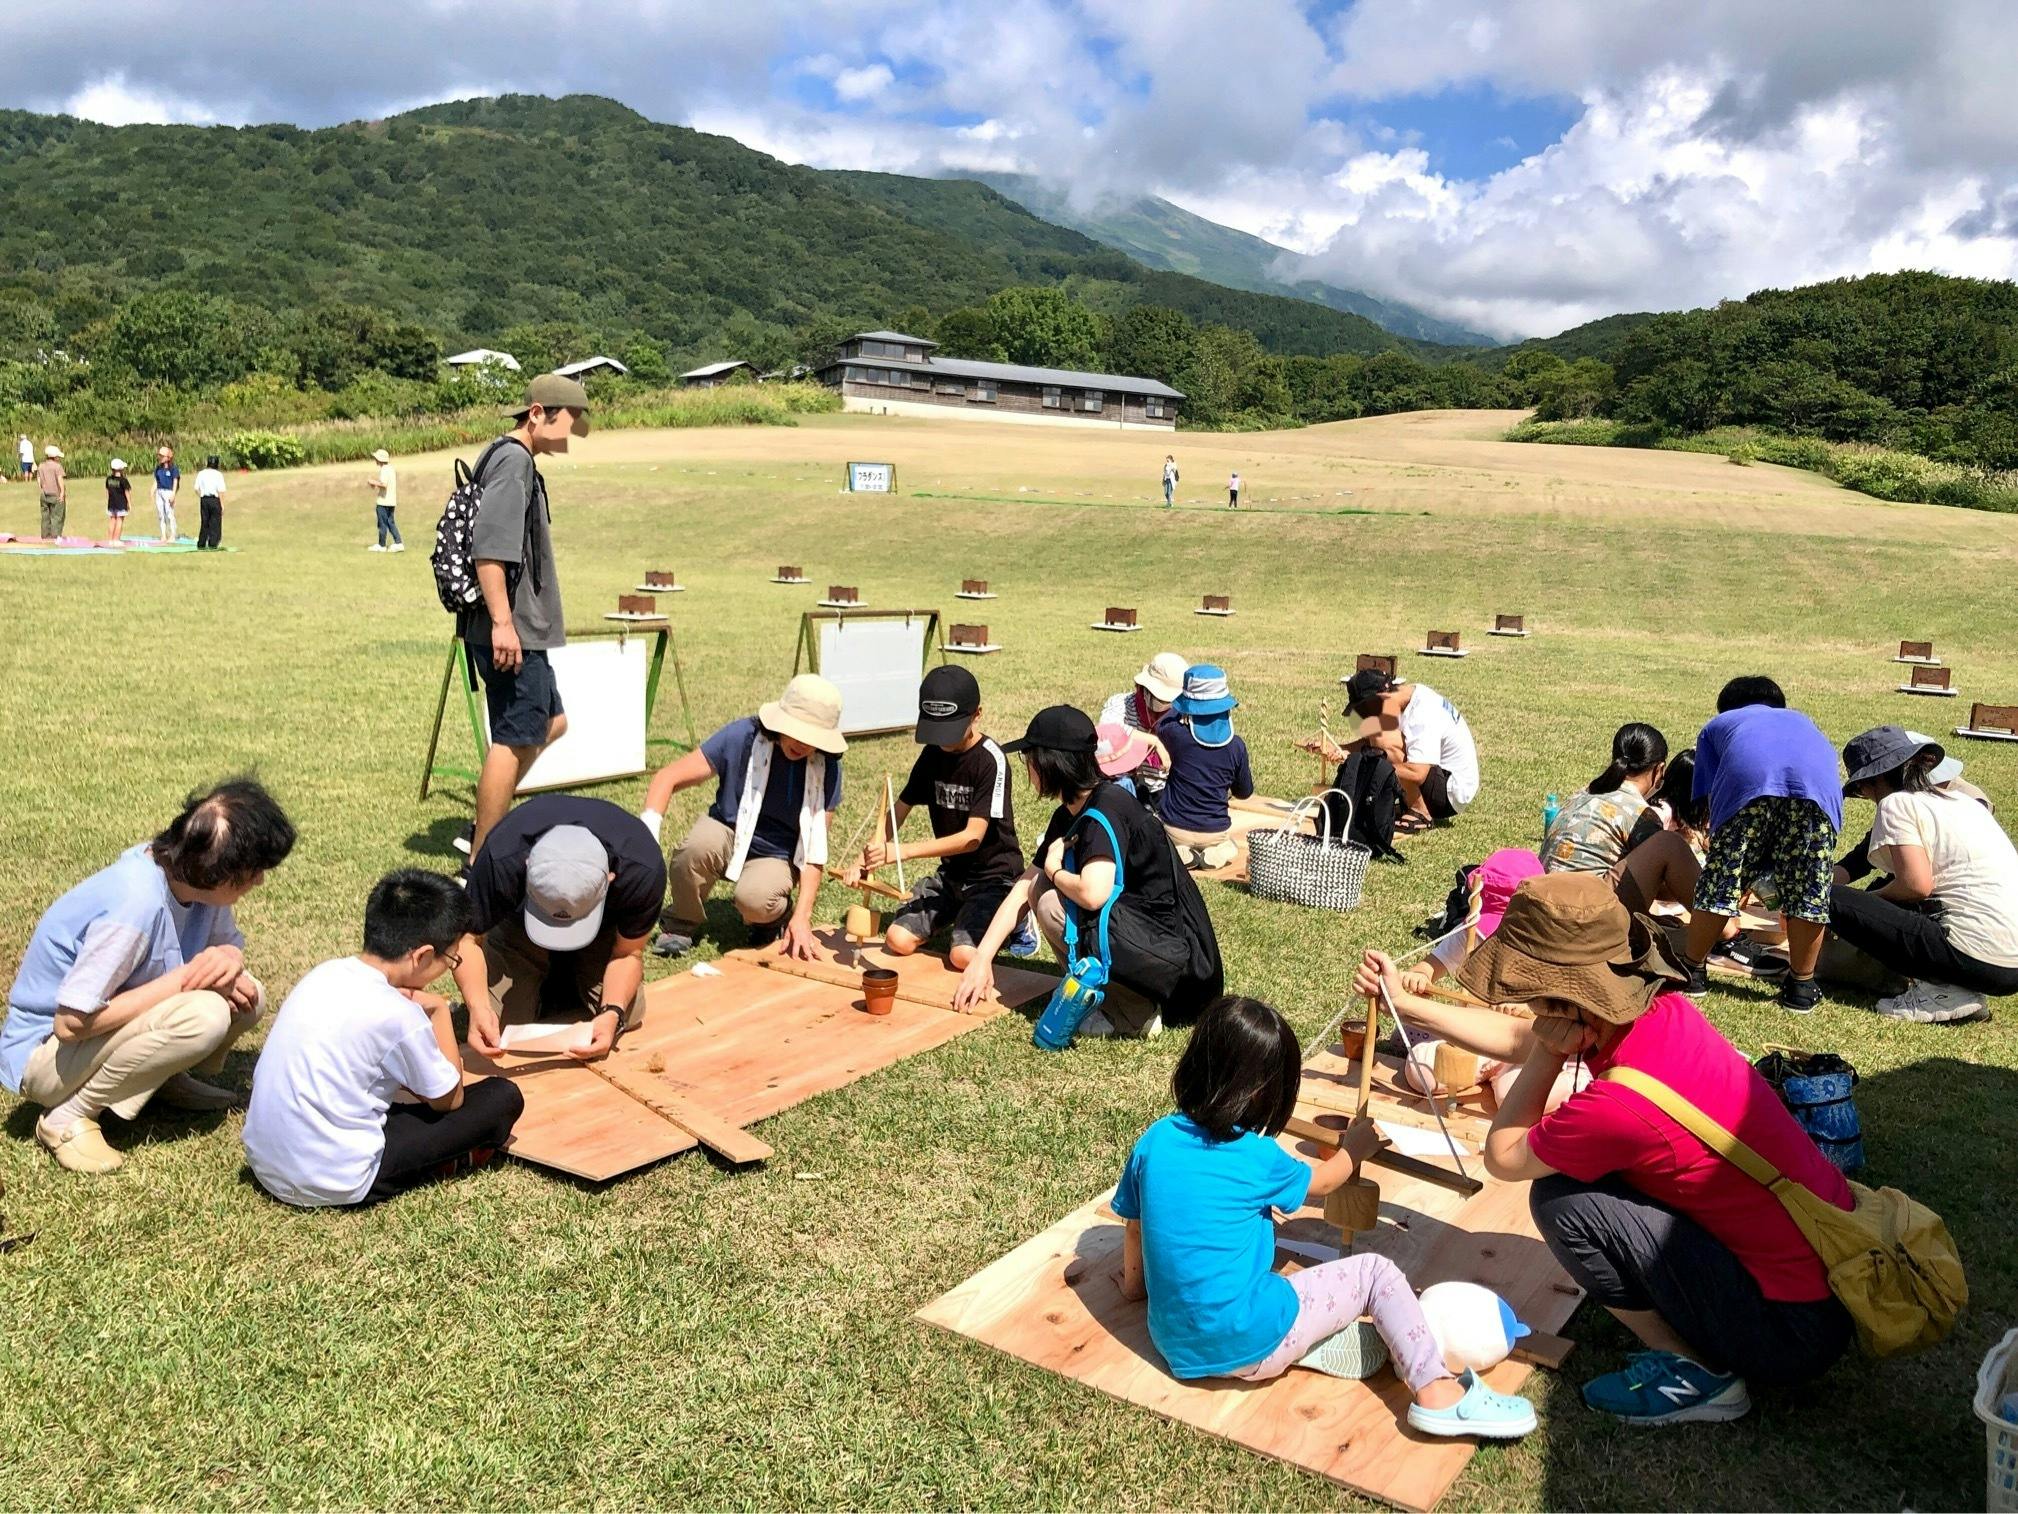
[8,0,2015,339]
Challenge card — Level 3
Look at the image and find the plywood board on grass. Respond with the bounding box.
[917,1060,1583,1512]
[465,953,1004,1181]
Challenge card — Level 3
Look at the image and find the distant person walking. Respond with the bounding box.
[462,372,592,861]
[367,447,403,552]
[1162,455,1179,509]
[193,455,227,550]
[35,445,66,539]
[152,446,181,541]
[105,459,131,542]
[1227,470,1242,510]
[17,434,33,484]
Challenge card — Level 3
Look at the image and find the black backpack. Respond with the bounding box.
[431,438,535,615]
[1415,862,1479,941]
[1322,749,1406,864]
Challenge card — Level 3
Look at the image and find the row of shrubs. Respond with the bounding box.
[14,383,843,478]
[1504,418,2018,514]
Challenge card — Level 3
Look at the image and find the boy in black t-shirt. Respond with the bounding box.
[850,666,1023,970]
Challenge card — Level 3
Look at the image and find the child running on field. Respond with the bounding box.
[1112,995,1536,1439]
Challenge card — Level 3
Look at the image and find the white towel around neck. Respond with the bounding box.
[726,734,829,882]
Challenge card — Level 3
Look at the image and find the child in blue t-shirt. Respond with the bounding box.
[1112,995,1535,1439]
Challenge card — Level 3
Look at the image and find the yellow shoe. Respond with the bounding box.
[35,1115,124,1174]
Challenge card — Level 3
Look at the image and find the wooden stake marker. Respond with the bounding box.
[818,584,864,609]
[635,569,685,593]
[1894,639,1939,665]
[955,577,997,600]
[1489,613,1528,637]
[771,564,810,584]
[1092,606,1144,633]
[1898,663,1958,697]
[945,622,1002,656]
[1196,593,1235,617]
[1420,629,1467,658]
[1955,702,2018,743]
[607,593,666,623]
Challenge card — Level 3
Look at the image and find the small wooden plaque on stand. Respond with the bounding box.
[1196,593,1234,617]
[1345,652,1397,684]
[1894,639,1940,665]
[771,565,810,584]
[1898,663,1958,697]
[819,584,863,609]
[1092,606,1144,633]
[1956,702,2018,742]
[1489,613,1528,637]
[607,593,665,623]
[1420,629,1467,658]
[956,578,997,601]
[946,623,1001,656]
[636,570,685,593]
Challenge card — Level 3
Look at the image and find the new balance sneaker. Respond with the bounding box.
[1777,975,1824,1015]
[1581,1350,1750,1425]
[1296,1321,1388,1381]
[1406,1370,1538,1439]
[1875,980,1990,1024]
[1006,920,1040,958]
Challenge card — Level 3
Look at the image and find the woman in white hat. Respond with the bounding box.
[104,459,131,543]
[1098,651,1187,811]
[366,447,402,551]
[641,674,847,961]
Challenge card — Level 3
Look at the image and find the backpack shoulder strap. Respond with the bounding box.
[1599,1065,1781,1187]
[1061,803,1125,966]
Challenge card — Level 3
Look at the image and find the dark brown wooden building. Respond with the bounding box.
[815,331,1181,430]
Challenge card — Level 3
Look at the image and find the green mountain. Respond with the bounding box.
[0,93,1434,368]
[974,172,1493,347]
[1467,311,1660,371]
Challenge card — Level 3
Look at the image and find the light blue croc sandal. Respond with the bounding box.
[1406,1370,1538,1440]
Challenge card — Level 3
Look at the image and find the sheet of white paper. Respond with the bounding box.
[499,1020,593,1052]
[1376,1119,1475,1159]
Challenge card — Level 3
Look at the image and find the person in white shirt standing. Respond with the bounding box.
[1227,470,1242,509]
[366,446,403,551]
[192,455,228,551]
[243,869,524,1207]
[16,433,33,483]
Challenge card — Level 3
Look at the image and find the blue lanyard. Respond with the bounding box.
[1060,805,1124,968]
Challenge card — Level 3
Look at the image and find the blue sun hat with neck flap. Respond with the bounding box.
[1173,664,1238,747]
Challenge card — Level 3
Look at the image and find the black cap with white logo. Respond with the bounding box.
[916,664,981,744]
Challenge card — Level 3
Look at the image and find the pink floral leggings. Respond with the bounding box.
[1230,1253,1448,1391]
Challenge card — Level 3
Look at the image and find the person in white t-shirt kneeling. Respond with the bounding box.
[1829,727,2018,1024]
[1344,669,1481,832]
[243,869,523,1207]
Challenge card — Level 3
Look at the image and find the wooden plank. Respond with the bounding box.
[727,927,1057,1015]
[1511,1330,1574,1370]
[586,1059,773,1165]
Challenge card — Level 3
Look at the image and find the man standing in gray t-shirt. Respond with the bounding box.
[465,371,591,859]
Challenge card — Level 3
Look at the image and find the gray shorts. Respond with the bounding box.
[891,872,1012,951]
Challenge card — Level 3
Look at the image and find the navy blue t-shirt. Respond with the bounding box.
[1155,717,1254,833]
[702,716,845,861]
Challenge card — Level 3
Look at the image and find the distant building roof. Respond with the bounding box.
[822,353,1183,400]
[680,359,756,380]
[446,348,521,370]
[555,355,629,378]
[851,330,939,348]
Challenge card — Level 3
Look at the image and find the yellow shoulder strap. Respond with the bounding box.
[1598,1065,1784,1189]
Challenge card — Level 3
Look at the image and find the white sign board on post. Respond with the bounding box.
[846,461,895,493]
[797,610,940,737]
[482,637,650,793]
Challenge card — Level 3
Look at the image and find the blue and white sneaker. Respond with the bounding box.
[1581,1350,1750,1425]
[1006,920,1040,958]
[1405,1370,1537,1440]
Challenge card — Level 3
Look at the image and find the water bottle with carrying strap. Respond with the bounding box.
[1032,808,1124,1051]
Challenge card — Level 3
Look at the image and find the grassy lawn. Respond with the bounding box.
[2,409,2015,1510]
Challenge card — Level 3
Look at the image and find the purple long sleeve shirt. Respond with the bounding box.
[1694,707,1843,833]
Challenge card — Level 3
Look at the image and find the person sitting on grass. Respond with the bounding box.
[456,794,666,1065]
[243,869,524,1207]
[1827,726,2018,1024]
[645,674,845,962]
[953,706,1223,1036]
[1099,652,1187,811]
[1111,994,1536,1438]
[1344,668,1479,833]
[1468,873,1854,1425]
[1094,720,1161,797]
[1677,676,1841,1012]
[1156,664,1255,871]
[1543,723,1670,875]
[847,666,1024,972]
[1,777,296,1174]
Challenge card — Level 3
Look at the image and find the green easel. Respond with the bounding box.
[419,620,697,800]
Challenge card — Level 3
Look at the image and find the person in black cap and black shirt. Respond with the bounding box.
[953,705,1224,1035]
[847,666,1022,970]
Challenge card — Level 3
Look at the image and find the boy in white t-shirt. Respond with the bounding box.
[244,869,522,1206]
[1344,669,1481,831]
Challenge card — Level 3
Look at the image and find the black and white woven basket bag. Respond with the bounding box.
[1247,789,1372,912]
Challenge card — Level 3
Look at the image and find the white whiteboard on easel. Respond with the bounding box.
[479,638,649,792]
[818,616,929,735]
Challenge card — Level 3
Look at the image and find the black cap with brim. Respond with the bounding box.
[916,664,981,744]
[1002,704,1097,755]
[1344,669,1394,711]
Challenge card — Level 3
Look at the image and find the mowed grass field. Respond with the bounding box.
[3,408,2016,1511]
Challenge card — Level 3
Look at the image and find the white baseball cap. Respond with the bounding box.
[523,825,613,951]
[44,445,62,459]
[109,458,127,471]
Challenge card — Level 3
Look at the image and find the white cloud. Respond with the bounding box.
[831,63,893,103]
[62,72,220,126]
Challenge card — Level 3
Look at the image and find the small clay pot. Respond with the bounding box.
[862,967,899,1016]
[1336,1018,1371,1060]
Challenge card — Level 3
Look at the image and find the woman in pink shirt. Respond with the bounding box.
[1457,873,1854,1426]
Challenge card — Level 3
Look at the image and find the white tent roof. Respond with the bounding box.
[681,359,755,379]
[446,348,521,371]
[555,356,630,377]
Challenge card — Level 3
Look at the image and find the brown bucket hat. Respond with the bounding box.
[1456,873,1686,1025]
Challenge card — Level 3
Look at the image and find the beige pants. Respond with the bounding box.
[19,985,262,1119]
[1031,880,1160,1035]
[664,814,795,930]
[1165,823,1239,869]
[485,919,647,1030]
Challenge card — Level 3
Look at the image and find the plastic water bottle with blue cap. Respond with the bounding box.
[1032,808,1124,1051]
[1542,793,1561,838]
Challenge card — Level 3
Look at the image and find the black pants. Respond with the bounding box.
[1531,1173,1852,1384]
[197,495,223,549]
[1827,883,2018,995]
[364,1077,524,1203]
